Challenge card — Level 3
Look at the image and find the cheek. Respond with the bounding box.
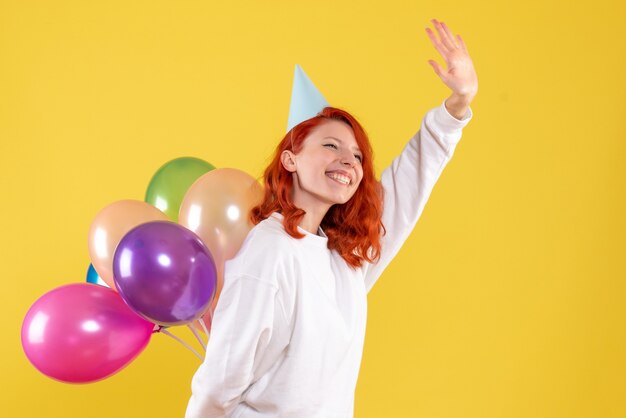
[352,176,364,190]
[356,168,365,184]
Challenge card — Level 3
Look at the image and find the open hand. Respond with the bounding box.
[425,19,478,99]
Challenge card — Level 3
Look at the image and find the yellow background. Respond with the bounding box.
[2,1,625,417]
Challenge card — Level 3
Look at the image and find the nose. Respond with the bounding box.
[340,152,357,167]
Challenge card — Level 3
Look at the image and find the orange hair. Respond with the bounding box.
[250,107,385,268]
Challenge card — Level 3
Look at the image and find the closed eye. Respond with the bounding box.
[325,143,362,163]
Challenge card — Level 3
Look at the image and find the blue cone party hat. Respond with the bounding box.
[287,64,330,132]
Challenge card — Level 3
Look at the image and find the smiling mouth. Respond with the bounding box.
[326,172,351,185]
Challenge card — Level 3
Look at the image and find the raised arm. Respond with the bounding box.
[363,19,478,292]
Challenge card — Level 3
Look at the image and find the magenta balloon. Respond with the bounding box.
[113,221,217,326]
[21,283,154,384]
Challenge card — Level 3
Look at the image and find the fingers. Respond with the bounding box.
[456,34,468,52]
[439,21,459,49]
[425,27,449,58]
[425,19,469,74]
[430,19,458,51]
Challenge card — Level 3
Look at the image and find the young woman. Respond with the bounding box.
[186,18,478,417]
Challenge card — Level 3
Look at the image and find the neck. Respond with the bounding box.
[291,196,331,235]
[289,174,333,235]
[298,207,328,235]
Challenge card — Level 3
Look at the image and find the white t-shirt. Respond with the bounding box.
[186,101,473,418]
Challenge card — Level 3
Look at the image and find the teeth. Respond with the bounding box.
[327,173,350,185]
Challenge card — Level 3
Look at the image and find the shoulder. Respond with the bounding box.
[224,215,298,287]
[246,214,298,252]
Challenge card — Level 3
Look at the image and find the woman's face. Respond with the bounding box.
[282,119,364,211]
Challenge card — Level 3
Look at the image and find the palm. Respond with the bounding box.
[426,19,478,98]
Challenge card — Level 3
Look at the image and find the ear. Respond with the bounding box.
[280,150,297,173]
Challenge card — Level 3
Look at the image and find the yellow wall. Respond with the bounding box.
[2,1,625,417]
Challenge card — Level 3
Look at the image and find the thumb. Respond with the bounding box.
[428,60,446,80]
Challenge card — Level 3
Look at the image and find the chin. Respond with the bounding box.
[332,191,357,205]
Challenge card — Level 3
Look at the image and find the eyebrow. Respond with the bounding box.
[323,136,362,153]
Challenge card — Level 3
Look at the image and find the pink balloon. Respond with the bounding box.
[21,283,154,384]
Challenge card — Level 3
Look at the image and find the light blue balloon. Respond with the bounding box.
[86,263,109,287]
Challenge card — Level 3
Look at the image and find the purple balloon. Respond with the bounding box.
[113,221,216,326]
[21,283,154,384]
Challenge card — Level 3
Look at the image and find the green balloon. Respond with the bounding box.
[145,157,215,222]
